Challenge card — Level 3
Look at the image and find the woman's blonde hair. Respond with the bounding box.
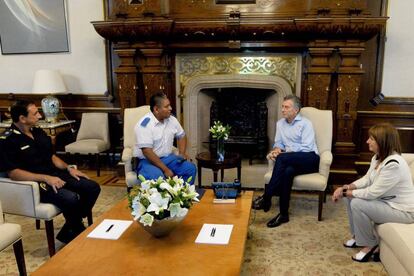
[368,123,402,161]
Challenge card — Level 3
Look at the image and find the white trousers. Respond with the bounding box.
[344,198,414,247]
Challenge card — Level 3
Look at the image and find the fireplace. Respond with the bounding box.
[175,55,300,158]
[208,87,271,162]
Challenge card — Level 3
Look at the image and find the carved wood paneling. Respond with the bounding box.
[304,47,333,110]
[355,111,414,175]
[114,49,139,109]
[305,74,331,109]
[336,74,361,152]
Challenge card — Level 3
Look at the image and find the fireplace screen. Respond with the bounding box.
[209,88,270,163]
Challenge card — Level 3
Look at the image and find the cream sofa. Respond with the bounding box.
[376,153,414,276]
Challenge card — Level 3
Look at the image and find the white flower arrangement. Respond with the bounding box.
[209,120,231,140]
[128,175,199,227]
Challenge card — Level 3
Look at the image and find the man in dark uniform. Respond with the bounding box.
[0,100,101,243]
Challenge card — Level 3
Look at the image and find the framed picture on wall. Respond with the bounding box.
[0,0,69,54]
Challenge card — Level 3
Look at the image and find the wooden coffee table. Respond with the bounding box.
[32,189,253,276]
[196,152,242,188]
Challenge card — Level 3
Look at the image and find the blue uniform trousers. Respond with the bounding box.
[136,154,197,184]
[265,152,319,215]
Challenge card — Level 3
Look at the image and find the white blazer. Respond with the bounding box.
[352,154,414,212]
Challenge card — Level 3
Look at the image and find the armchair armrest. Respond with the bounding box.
[319,151,333,178]
[122,147,134,173]
[0,177,40,217]
[0,177,61,220]
[266,153,275,174]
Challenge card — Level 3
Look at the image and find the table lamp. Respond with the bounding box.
[32,69,67,123]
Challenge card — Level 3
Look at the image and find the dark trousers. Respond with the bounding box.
[39,170,101,227]
[264,152,319,216]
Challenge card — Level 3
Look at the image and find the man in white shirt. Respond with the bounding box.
[134,93,196,184]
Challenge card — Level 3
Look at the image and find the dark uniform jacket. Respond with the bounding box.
[0,124,55,175]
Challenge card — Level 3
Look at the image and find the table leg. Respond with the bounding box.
[213,169,218,182]
[220,169,224,182]
[197,162,202,188]
[237,163,241,182]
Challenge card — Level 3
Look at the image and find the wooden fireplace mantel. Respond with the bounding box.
[92,16,386,44]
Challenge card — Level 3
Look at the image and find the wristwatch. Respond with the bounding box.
[67,164,77,171]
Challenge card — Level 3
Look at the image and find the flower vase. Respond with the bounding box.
[216,138,225,162]
[139,215,187,238]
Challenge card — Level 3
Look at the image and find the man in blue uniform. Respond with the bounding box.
[0,100,100,243]
[134,92,196,184]
[252,95,320,228]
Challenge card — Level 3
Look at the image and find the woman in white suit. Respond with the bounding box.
[332,123,414,262]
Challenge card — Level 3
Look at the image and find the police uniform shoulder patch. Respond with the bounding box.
[141,117,151,127]
[0,130,12,139]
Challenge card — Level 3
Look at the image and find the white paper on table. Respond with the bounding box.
[195,223,233,245]
[87,219,133,240]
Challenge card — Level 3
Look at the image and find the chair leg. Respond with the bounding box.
[45,220,56,257]
[13,239,27,276]
[318,191,324,221]
[96,153,100,177]
[36,219,40,230]
[87,211,93,226]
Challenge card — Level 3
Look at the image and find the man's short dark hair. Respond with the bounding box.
[283,94,302,111]
[149,92,168,112]
[10,100,35,123]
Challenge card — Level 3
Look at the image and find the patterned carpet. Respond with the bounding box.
[0,176,388,275]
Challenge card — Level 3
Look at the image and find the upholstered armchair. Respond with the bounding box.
[0,174,61,256]
[122,106,151,188]
[122,106,179,189]
[263,107,333,221]
[0,200,27,276]
[65,112,111,176]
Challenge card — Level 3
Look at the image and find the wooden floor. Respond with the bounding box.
[82,168,125,187]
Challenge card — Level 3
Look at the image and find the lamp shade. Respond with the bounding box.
[32,70,67,94]
[32,70,66,123]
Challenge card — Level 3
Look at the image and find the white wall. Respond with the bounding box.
[382,1,414,97]
[0,0,107,94]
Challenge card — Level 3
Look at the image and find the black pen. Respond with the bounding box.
[210,227,216,237]
[106,224,114,232]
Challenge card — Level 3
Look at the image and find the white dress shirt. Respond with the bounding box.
[134,112,185,159]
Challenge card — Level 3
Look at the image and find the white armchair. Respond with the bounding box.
[0,200,27,276]
[122,106,151,188]
[264,107,333,221]
[0,174,61,256]
[122,106,179,188]
[65,112,111,176]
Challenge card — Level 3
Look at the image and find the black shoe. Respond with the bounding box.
[56,223,77,244]
[252,195,271,212]
[266,213,289,228]
[56,222,85,244]
[372,252,380,262]
[351,245,378,262]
